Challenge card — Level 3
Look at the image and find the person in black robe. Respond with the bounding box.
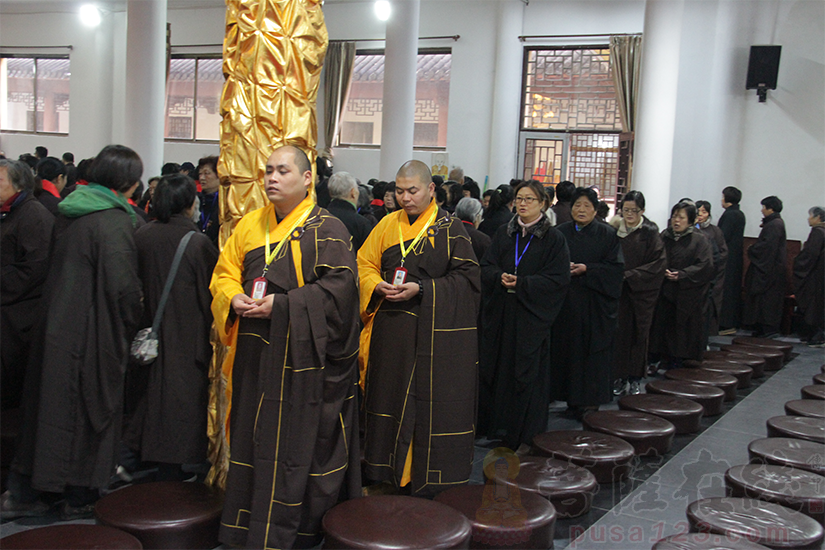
[743,196,787,337]
[717,186,746,333]
[695,200,728,346]
[650,201,715,369]
[611,191,665,396]
[793,207,825,346]
[123,174,218,480]
[0,160,55,413]
[197,155,221,247]
[455,197,492,263]
[2,146,144,521]
[479,180,569,450]
[551,180,575,225]
[479,185,514,237]
[551,187,624,419]
[326,171,374,252]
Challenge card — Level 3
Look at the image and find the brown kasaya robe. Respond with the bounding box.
[793,225,825,332]
[614,217,666,380]
[696,221,728,338]
[743,213,787,331]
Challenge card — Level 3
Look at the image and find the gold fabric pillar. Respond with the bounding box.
[206,0,328,488]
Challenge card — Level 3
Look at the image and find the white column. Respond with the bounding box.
[124,0,167,178]
[487,1,524,190]
[632,0,684,226]
[379,0,420,181]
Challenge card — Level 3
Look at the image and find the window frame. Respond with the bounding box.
[336,46,452,151]
[164,53,222,144]
[0,54,71,136]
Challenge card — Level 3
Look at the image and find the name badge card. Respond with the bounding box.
[252,277,267,300]
[393,267,408,286]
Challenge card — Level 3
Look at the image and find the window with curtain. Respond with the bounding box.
[0,56,71,134]
[338,48,451,148]
[164,56,223,141]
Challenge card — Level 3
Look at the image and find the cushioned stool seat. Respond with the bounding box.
[687,497,824,549]
[665,368,738,401]
[491,456,597,518]
[732,336,794,361]
[785,400,825,419]
[618,394,704,434]
[813,373,825,385]
[683,360,753,389]
[532,431,635,483]
[653,533,771,550]
[748,437,825,477]
[703,351,767,378]
[646,380,726,416]
[322,495,472,549]
[0,525,143,549]
[434,484,556,549]
[767,416,825,444]
[720,344,783,371]
[801,385,825,401]
[95,481,223,549]
[582,410,675,456]
[725,464,825,525]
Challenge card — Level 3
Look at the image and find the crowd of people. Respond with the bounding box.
[1,143,823,548]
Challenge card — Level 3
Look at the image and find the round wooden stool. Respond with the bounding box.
[618,393,704,434]
[748,437,825,477]
[732,336,794,361]
[490,456,597,518]
[664,368,738,401]
[813,373,825,385]
[725,464,825,525]
[531,430,635,483]
[801,385,825,401]
[785,400,825,419]
[766,416,825,444]
[434,484,556,549]
[702,351,766,378]
[582,410,675,456]
[653,533,771,550]
[0,525,143,549]
[94,481,224,549]
[683,360,753,389]
[646,380,726,416]
[720,344,783,371]
[322,495,472,549]
[686,497,823,549]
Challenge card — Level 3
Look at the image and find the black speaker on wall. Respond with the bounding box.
[746,45,781,102]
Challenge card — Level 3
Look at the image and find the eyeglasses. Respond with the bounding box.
[622,208,641,214]
[515,196,539,204]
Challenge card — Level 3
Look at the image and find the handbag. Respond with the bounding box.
[130,231,196,365]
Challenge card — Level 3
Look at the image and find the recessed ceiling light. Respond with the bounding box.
[374,0,391,21]
[79,4,101,27]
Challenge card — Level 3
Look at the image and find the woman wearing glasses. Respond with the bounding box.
[479,180,570,452]
[551,187,624,421]
[610,191,666,396]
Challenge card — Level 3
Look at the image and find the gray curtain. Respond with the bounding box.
[610,34,643,133]
[323,41,356,157]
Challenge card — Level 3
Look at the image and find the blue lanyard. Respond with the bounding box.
[515,232,534,275]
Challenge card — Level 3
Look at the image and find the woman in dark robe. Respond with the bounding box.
[551,187,624,420]
[479,186,514,237]
[743,196,787,337]
[695,200,728,346]
[480,180,569,450]
[611,191,665,396]
[793,206,825,346]
[718,186,745,333]
[455,197,492,263]
[650,201,714,370]
[124,174,218,480]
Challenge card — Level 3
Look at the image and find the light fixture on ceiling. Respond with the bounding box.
[79,4,101,27]
[374,0,391,21]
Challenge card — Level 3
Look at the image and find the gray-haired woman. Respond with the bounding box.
[793,206,825,346]
[455,196,491,262]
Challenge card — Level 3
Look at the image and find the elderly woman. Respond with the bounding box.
[650,201,715,370]
[695,200,728,345]
[123,174,218,481]
[611,191,666,396]
[551,187,624,420]
[793,206,825,346]
[743,196,787,338]
[455,197,491,262]
[479,180,570,450]
[0,160,55,411]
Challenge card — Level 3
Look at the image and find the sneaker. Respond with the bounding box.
[0,490,50,520]
[807,331,824,348]
[629,380,642,395]
[647,362,661,377]
[613,378,628,396]
[718,328,737,336]
[59,501,96,521]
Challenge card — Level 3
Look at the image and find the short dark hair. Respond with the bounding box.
[161,162,181,176]
[597,201,609,219]
[496,184,514,205]
[34,146,48,159]
[544,182,555,203]
[435,185,447,204]
[570,186,599,209]
[197,155,219,175]
[372,181,386,200]
[556,180,576,202]
[90,145,143,192]
[36,157,66,182]
[62,152,74,164]
[695,200,712,215]
[722,186,741,205]
[671,200,698,225]
[432,175,444,186]
[761,195,783,213]
[0,159,36,192]
[462,180,480,200]
[621,190,646,210]
[76,158,93,181]
[514,180,551,211]
[18,153,38,171]
[153,174,197,223]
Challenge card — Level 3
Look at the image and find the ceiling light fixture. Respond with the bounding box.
[79,4,101,27]
[374,0,391,21]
